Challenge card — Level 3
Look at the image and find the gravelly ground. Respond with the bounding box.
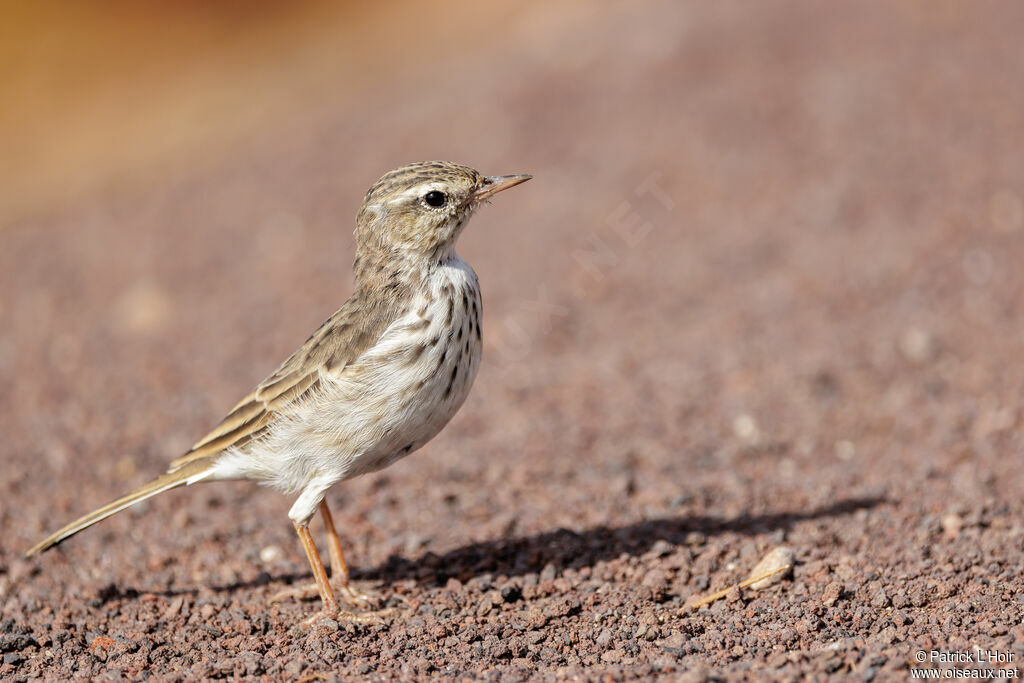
[3,2,1024,680]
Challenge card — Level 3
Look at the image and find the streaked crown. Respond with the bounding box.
[354,161,530,263]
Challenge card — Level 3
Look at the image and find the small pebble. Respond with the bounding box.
[163,595,185,620]
[500,585,523,603]
[259,545,284,564]
[732,414,761,444]
[899,328,933,363]
[941,513,963,539]
[834,440,856,461]
[314,617,339,632]
[822,582,844,607]
[748,547,795,590]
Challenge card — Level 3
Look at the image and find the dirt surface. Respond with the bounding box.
[3,2,1024,680]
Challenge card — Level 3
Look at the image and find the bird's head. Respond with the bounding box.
[354,161,531,264]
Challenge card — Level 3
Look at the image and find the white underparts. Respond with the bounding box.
[208,255,483,524]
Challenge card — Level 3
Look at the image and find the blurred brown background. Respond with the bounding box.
[0,1,533,221]
[3,1,1024,679]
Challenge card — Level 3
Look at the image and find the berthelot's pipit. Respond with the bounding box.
[27,161,531,623]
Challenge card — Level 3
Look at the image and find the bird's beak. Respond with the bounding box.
[474,174,532,201]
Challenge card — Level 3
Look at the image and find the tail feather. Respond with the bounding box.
[25,458,216,557]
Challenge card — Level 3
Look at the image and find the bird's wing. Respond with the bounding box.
[168,290,403,471]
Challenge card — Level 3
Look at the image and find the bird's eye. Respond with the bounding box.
[424,191,447,208]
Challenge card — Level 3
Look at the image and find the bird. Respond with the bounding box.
[26,161,531,623]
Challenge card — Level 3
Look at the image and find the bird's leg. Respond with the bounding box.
[293,521,337,623]
[319,499,379,608]
[286,521,386,626]
[270,503,378,607]
[270,504,394,624]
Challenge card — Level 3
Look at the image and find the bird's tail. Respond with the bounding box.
[25,458,217,557]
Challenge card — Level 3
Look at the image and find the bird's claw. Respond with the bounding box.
[302,605,396,627]
[270,582,320,604]
[271,580,387,608]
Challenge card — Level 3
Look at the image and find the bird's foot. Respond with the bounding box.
[273,581,395,610]
[271,582,319,604]
[338,583,385,610]
[302,605,396,627]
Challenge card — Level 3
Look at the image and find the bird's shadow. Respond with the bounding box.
[361,495,883,587]
[101,495,883,603]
